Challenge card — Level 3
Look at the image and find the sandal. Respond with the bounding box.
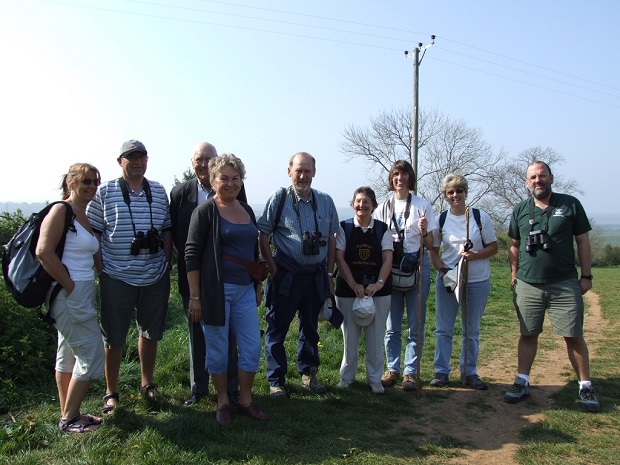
[58,414,98,434]
[139,383,160,400]
[102,392,119,414]
[80,413,102,425]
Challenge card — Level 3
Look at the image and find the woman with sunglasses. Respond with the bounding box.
[36,163,105,433]
[427,173,498,389]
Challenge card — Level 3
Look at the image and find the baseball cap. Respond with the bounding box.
[119,139,147,158]
[319,295,344,329]
[443,268,458,293]
[351,296,375,327]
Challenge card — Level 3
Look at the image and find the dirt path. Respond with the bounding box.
[404,291,605,464]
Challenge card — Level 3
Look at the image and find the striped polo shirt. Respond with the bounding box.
[87,177,171,286]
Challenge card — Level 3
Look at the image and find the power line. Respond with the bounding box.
[29,0,620,106]
[428,56,620,110]
[436,45,620,100]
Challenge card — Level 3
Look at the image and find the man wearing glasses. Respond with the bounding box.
[87,139,173,413]
[169,141,246,406]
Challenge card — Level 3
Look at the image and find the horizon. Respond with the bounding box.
[1,1,619,220]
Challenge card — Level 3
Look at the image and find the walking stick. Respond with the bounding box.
[416,210,425,397]
[462,206,472,386]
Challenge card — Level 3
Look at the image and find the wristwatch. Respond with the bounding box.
[581,275,593,280]
[378,279,385,284]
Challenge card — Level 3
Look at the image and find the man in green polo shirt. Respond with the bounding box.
[504,160,600,412]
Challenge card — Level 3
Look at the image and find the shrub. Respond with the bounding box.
[0,287,56,413]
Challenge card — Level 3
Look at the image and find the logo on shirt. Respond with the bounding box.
[553,208,565,217]
[359,247,371,261]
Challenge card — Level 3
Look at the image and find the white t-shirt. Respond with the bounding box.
[375,194,437,254]
[434,209,497,282]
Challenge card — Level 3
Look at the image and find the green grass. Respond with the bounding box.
[1,265,619,464]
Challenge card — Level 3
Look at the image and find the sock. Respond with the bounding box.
[517,373,529,385]
[579,380,592,391]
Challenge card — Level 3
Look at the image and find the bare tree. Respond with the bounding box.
[341,108,583,229]
[484,146,583,226]
[340,106,503,210]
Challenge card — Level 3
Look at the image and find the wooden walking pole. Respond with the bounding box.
[462,206,471,386]
[416,210,425,396]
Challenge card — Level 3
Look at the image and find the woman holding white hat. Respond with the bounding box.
[334,187,393,394]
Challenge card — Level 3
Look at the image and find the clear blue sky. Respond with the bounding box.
[1,0,618,216]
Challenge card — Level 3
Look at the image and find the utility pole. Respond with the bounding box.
[405,35,435,194]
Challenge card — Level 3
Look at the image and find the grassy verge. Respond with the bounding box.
[516,267,620,465]
[1,265,618,464]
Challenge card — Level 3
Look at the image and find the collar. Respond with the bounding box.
[353,216,375,229]
[197,178,213,196]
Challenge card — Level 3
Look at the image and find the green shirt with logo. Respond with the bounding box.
[508,193,591,284]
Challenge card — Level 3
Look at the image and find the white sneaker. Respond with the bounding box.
[337,379,352,388]
[370,382,384,395]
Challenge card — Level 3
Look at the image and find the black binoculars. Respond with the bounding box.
[130,229,160,256]
[302,230,325,255]
[525,229,552,252]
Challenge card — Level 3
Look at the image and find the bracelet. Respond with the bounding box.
[581,275,593,281]
[189,296,200,301]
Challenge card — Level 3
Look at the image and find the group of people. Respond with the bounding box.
[37,143,601,433]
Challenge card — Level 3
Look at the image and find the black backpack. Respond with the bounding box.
[2,201,74,323]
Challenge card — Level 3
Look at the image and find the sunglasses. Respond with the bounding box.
[446,189,464,196]
[81,178,101,186]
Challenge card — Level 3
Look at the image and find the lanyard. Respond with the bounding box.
[118,178,155,237]
[389,193,412,241]
[289,186,320,235]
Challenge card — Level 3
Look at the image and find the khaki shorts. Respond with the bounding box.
[99,271,170,349]
[513,278,584,337]
[51,280,104,381]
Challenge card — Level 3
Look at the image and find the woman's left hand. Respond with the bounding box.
[255,283,262,306]
[460,250,477,262]
[417,210,428,235]
[188,300,202,323]
[365,280,384,297]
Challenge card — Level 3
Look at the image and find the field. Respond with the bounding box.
[1,265,619,464]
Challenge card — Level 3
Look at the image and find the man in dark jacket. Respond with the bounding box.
[170,141,246,406]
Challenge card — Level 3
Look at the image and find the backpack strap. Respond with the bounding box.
[471,208,485,248]
[40,202,74,325]
[273,187,287,228]
[438,208,485,248]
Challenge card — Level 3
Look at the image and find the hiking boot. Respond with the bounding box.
[301,367,327,394]
[269,386,288,399]
[381,370,400,387]
[461,373,489,390]
[430,373,449,387]
[579,387,601,412]
[402,374,417,392]
[504,376,530,403]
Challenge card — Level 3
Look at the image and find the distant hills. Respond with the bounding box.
[3,201,620,232]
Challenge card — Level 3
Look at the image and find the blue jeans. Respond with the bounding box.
[182,295,239,394]
[264,271,321,387]
[202,283,261,374]
[384,252,431,376]
[434,275,490,376]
